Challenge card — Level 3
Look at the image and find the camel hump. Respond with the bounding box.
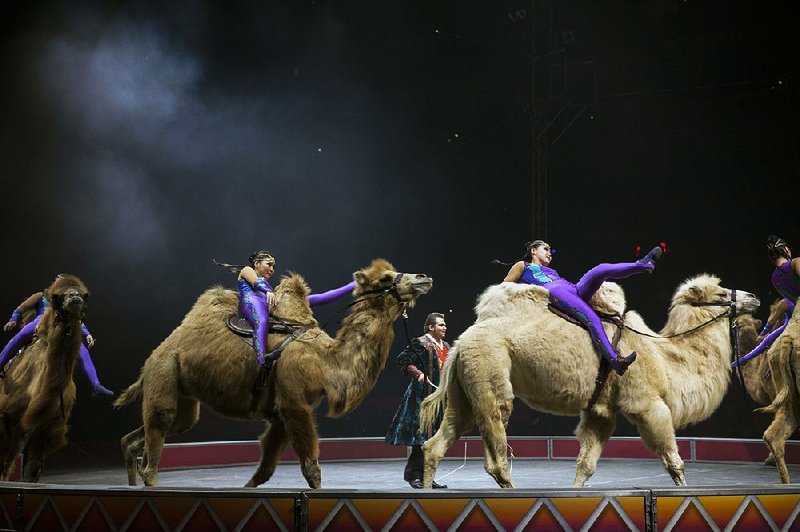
[475,282,626,321]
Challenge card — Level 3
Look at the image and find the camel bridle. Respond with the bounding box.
[690,288,739,356]
[691,289,745,391]
[351,272,408,304]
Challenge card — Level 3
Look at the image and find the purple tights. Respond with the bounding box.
[0,315,111,395]
[546,261,652,367]
[241,281,356,365]
[240,291,270,364]
[308,281,356,307]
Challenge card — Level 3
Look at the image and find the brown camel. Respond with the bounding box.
[0,275,90,481]
[420,275,759,488]
[738,300,786,407]
[758,298,800,483]
[115,259,432,488]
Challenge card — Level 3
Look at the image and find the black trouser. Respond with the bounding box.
[403,445,423,482]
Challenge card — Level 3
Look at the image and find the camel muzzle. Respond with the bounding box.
[736,292,760,314]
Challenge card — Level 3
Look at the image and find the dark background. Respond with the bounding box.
[1,0,798,459]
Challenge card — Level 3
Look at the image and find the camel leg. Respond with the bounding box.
[245,420,288,488]
[121,425,146,486]
[476,406,514,488]
[281,404,321,489]
[0,422,25,481]
[763,406,797,484]
[22,422,68,483]
[461,356,515,489]
[629,401,685,486]
[422,381,476,488]
[138,396,200,487]
[573,410,617,487]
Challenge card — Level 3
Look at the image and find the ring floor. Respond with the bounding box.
[36,458,800,490]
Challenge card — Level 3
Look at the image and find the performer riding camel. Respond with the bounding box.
[216,250,356,366]
[0,275,113,396]
[733,234,800,367]
[502,240,663,375]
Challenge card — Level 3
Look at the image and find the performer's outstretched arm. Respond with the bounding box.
[3,292,43,332]
[308,281,356,307]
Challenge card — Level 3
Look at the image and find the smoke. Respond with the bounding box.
[34,3,397,270]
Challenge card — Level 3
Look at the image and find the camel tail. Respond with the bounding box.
[419,346,458,434]
[113,374,144,409]
[758,341,795,415]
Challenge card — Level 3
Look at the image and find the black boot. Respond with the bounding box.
[638,246,663,270]
[609,351,637,376]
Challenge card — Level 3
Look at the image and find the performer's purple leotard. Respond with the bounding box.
[239,276,356,366]
[0,296,112,395]
[518,260,654,369]
[238,276,274,365]
[733,261,800,367]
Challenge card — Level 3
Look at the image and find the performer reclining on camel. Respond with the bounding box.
[215,250,356,367]
[501,240,663,375]
[733,234,799,368]
[116,259,433,488]
[0,275,112,396]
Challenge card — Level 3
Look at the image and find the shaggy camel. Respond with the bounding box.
[420,275,759,488]
[758,299,800,483]
[738,301,785,408]
[0,275,90,481]
[115,259,432,488]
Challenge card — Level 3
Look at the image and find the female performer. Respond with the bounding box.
[503,241,662,375]
[0,276,112,396]
[218,250,356,366]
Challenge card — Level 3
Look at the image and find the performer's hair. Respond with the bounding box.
[213,250,275,273]
[767,234,791,261]
[490,239,547,267]
[424,312,445,333]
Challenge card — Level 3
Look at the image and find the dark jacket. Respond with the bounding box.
[385,335,449,446]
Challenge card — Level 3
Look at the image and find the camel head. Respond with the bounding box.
[45,274,89,321]
[735,313,762,354]
[352,259,433,307]
[670,274,760,316]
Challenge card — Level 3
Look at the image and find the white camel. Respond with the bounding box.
[420,275,759,488]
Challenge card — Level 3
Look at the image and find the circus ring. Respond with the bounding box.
[2,436,800,531]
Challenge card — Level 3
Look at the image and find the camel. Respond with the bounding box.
[738,301,784,408]
[758,298,800,483]
[419,275,759,488]
[0,275,90,481]
[115,259,432,488]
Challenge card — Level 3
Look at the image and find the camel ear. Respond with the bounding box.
[353,271,367,285]
[51,292,63,309]
[688,286,702,301]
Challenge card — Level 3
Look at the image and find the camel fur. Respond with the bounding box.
[757,298,800,483]
[115,259,432,488]
[0,275,90,481]
[420,275,759,488]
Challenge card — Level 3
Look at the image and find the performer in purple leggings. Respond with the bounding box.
[503,240,663,375]
[0,280,113,396]
[217,250,356,366]
[733,234,800,367]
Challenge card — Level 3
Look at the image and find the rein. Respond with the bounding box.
[624,290,745,388]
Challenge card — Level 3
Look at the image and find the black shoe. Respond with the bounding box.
[409,479,424,489]
[638,246,663,270]
[609,351,637,376]
[432,480,447,489]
